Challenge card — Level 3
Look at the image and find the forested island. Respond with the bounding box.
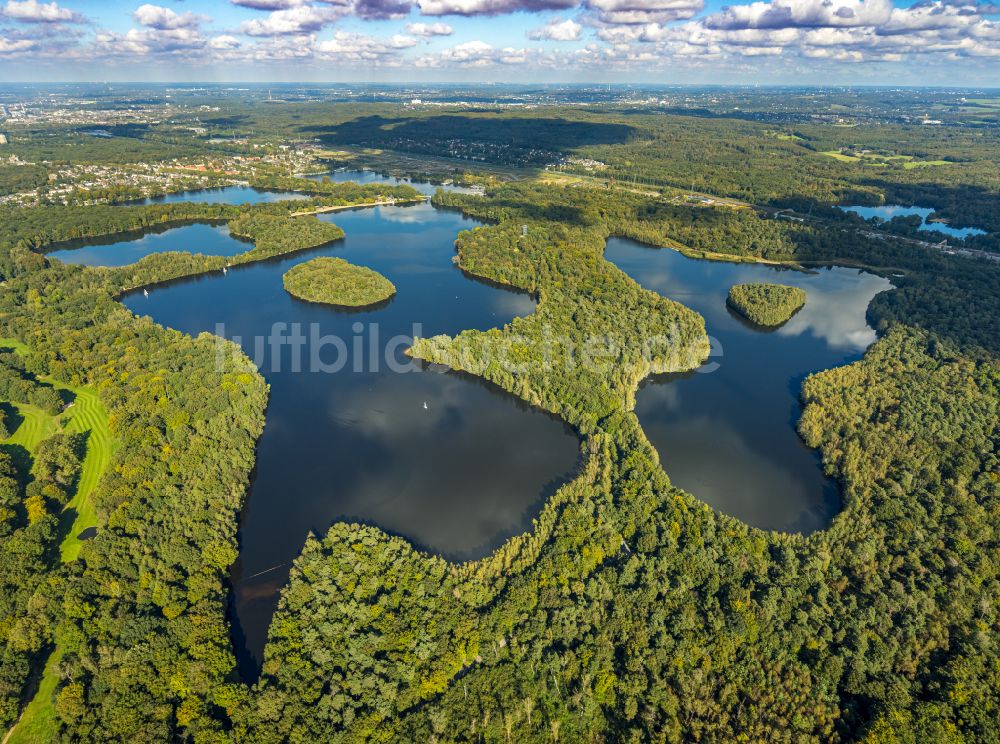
[282,256,396,307]
[726,282,807,326]
[0,93,997,743]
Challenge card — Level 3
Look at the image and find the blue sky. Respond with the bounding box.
[1,0,998,82]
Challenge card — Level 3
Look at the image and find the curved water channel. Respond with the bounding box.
[48,176,893,676]
[606,238,892,533]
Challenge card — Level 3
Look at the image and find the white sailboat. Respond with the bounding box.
[422,401,428,410]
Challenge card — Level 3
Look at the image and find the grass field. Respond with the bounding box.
[57,384,114,562]
[6,647,62,744]
[0,338,115,743]
[2,403,58,453]
[820,150,950,169]
[820,150,860,162]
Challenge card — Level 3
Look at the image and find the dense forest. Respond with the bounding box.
[0,428,85,733]
[0,103,997,742]
[282,257,396,307]
[0,164,49,197]
[434,182,1000,357]
[248,183,999,742]
[726,283,807,327]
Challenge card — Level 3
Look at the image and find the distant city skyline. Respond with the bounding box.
[0,0,998,83]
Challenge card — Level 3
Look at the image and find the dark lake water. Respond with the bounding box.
[116,200,579,676]
[45,176,460,267]
[605,238,892,534]
[47,222,242,267]
[838,204,986,239]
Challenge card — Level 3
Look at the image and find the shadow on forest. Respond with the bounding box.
[0,442,31,482]
[75,123,152,139]
[0,401,23,436]
[301,115,636,154]
[202,115,251,128]
[55,429,91,546]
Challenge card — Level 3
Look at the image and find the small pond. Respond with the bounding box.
[838,204,986,239]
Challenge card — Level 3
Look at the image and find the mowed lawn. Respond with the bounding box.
[1,339,116,744]
[56,383,115,562]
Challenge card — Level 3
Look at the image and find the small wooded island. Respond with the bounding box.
[726,282,807,327]
[283,257,396,307]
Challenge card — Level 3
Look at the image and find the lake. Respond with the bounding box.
[605,238,892,534]
[46,176,459,267]
[131,185,311,205]
[112,199,580,677]
[49,176,894,677]
[305,168,483,196]
[838,204,986,239]
[47,222,242,267]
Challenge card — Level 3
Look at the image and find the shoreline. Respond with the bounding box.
[290,197,429,217]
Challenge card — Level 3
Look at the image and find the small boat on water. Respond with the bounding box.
[423,401,428,410]
[143,289,149,297]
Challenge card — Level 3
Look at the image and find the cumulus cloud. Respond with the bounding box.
[704,0,893,30]
[528,17,583,38]
[240,4,344,35]
[353,0,412,18]
[878,0,987,33]
[133,4,206,30]
[3,0,84,23]
[586,0,704,24]
[231,0,307,8]
[406,20,454,34]
[210,34,242,49]
[315,30,416,61]
[1,0,999,73]
[91,26,207,56]
[415,38,558,65]
[603,0,1000,64]
[0,37,35,53]
[417,0,576,17]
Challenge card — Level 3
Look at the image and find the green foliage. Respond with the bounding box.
[0,352,64,415]
[240,181,999,743]
[727,282,807,326]
[0,431,85,732]
[283,257,396,307]
[437,181,1000,357]
[228,213,344,259]
[1,261,269,739]
[0,103,998,742]
[249,174,424,205]
[0,164,49,196]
